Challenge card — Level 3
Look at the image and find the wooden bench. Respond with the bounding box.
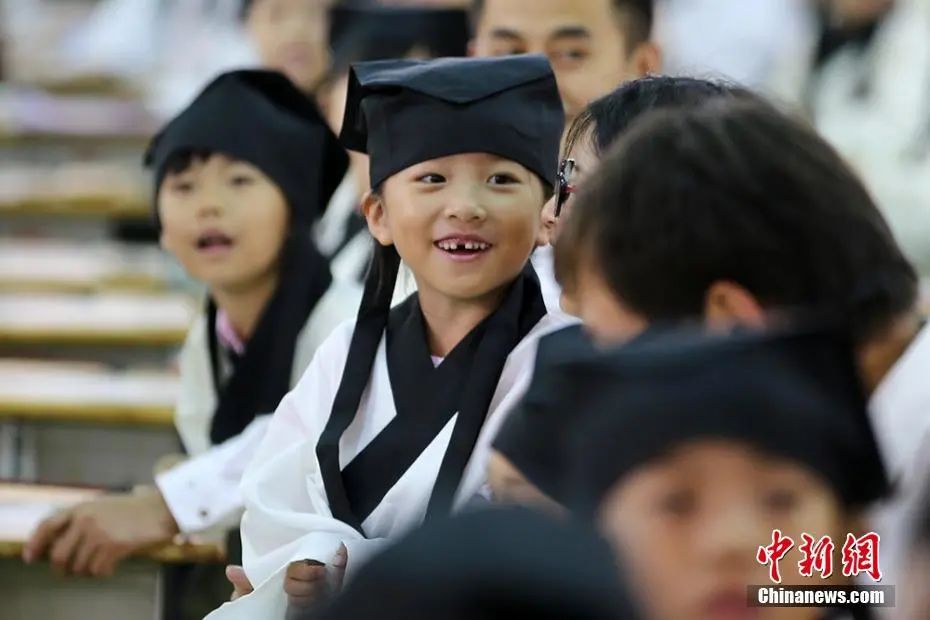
[0,292,195,348]
[0,240,172,293]
[0,483,225,620]
[0,360,181,486]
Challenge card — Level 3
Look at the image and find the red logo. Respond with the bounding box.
[757,529,795,584]
[841,532,882,582]
[798,533,835,579]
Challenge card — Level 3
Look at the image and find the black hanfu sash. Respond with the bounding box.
[316,251,546,534]
[206,233,333,445]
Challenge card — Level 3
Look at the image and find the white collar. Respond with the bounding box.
[868,323,930,483]
[314,174,360,256]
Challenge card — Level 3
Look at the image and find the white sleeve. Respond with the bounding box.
[155,415,272,534]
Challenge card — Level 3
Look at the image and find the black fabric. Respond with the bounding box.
[513,324,889,514]
[318,260,546,532]
[339,266,546,522]
[493,324,674,503]
[328,5,469,75]
[340,55,564,188]
[308,507,641,620]
[144,69,348,226]
[316,244,401,533]
[207,233,333,444]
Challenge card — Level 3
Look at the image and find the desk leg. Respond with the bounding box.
[18,424,37,481]
[0,421,20,479]
[155,565,164,620]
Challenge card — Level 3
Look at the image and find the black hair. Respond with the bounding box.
[161,148,214,177]
[470,0,653,48]
[563,76,744,159]
[556,98,919,345]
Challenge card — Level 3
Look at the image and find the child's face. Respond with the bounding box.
[541,128,600,242]
[598,440,849,620]
[473,0,650,121]
[367,153,546,304]
[487,450,566,516]
[157,154,289,293]
[246,0,330,93]
[559,253,648,345]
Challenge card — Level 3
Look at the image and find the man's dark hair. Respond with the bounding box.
[564,76,744,158]
[556,99,919,344]
[470,0,653,48]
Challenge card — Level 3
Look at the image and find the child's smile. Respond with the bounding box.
[433,234,494,263]
[195,228,236,258]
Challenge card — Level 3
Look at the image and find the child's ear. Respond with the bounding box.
[361,191,393,246]
[702,280,766,331]
[629,41,662,78]
[538,195,558,247]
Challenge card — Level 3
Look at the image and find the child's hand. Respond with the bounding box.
[226,565,254,600]
[23,489,178,576]
[284,544,347,608]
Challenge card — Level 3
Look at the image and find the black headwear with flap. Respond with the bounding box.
[144,69,349,445]
[145,69,347,227]
[308,507,642,620]
[340,54,563,189]
[328,4,469,74]
[507,324,889,513]
[316,56,563,533]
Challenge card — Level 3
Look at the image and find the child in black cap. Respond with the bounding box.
[311,507,641,620]
[24,71,360,587]
[526,325,889,620]
[204,54,569,618]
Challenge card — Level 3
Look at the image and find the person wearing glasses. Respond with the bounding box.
[486,76,743,511]
[527,76,740,314]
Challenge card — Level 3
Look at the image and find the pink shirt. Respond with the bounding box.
[216,309,247,356]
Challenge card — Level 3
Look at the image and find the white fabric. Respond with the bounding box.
[530,245,563,315]
[810,0,930,273]
[314,174,360,258]
[655,0,813,95]
[867,323,930,592]
[159,281,362,533]
[205,311,574,619]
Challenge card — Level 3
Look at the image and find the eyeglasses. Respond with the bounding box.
[555,158,576,218]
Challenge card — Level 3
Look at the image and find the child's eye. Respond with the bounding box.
[488,173,520,186]
[169,180,194,193]
[230,174,256,187]
[417,173,446,184]
[656,490,696,517]
[762,488,800,513]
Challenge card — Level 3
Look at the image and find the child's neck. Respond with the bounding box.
[417,284,510,358]
[210,272,280,344]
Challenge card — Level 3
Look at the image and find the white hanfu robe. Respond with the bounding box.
[205,310,574,618]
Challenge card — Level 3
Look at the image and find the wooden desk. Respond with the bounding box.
[0,196,150,219]
[0,163,149,220]
[0,240,171,293]
[0,360,181,485]
[0,292,195,348]
[0,484,225,620]
[0,359,177,426]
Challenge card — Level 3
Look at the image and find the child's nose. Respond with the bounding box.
[698,504,766,569]
[444,192,486,223]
